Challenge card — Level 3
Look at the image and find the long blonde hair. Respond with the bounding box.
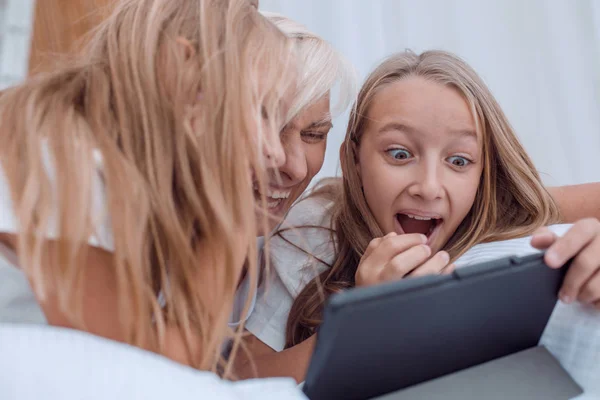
[0,0,295,375]
[286,50,560,347]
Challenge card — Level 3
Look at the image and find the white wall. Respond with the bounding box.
[0,0,35,90]
[260,0,600,187]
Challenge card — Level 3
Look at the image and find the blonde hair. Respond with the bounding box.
[0,0,295,375]
[262,12,356,120]
[285,50,560,347]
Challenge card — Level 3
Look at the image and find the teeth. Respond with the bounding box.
[267,199,282,209]
[253,185,292,206]
[267,189,291,199]
[406,214,432,221]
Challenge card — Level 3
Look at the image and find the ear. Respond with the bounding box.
[175,37,195,60]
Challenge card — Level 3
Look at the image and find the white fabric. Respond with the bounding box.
[246,196,600,396]
[246,197,335,349]
[259,0,600,187]
[0,324,307,400]
[0,147,114,252]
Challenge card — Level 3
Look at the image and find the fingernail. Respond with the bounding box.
[422,245,431,256]
[439,251,450,263]
[420,234,427,243]
[559,292,573,304]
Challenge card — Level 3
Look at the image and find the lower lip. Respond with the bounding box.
[394,216,443,247]
[254,191,288,215]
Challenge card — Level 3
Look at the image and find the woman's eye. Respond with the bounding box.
[447,156,471,168]
[301,132,327,143]
[386,148,412,160]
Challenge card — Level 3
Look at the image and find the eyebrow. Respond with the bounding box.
[284,117,333,132]
[378,122,477,139]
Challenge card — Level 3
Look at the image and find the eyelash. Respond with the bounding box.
[386,147,413,161]
[301,132,328,143]
[385,148,473,168]
[447,155,472,168]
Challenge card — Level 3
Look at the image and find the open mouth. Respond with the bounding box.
[395,213,443,244]
[253,186,292,212]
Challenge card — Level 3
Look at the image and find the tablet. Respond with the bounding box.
[302,252,570,400]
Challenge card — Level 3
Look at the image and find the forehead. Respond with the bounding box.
[293,94,330,122]
[367,76,478,139]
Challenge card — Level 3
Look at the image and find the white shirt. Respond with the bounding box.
[246,196,600,395]
[0,324,307,400]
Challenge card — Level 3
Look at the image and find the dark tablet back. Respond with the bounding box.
[303,253,569,400]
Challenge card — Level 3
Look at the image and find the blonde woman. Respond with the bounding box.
[254,12,355,234]
[241,50,600,382]
[0,0,296,379]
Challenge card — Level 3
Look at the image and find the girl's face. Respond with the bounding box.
[356,76,484,253]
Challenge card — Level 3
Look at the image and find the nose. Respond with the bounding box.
[278,136,308,184]
[407,160,443,201]
[262,138,286,169]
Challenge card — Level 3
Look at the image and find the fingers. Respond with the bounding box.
[356,233,427,287]
[379,245,431,281]
[441,263,456,275]
[407,251,451,278]
[530,227,557,250]
[363,232,393,259]
[544,218,598,268]
[365,233,427,270]
[560,233,600,304]
[578,269,600,305]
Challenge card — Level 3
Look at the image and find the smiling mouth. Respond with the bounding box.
[395,213,443,242]
[253,186,292,212]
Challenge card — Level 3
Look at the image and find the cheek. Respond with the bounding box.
[305,142,326,180]
[449,169,482,221]
[358,152,404,229]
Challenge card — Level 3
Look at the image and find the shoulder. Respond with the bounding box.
[267,195,337,296]
[279,195,336,230]
[245,196,338,351]
[273,195,337,268]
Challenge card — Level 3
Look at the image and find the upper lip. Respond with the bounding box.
[396,209,443,220]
